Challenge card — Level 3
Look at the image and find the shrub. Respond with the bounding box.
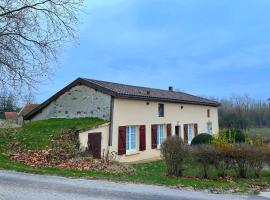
[192,139,269,178]
[160,136,189,177]
[212,128,247,145]
[192,144,216,178]
[228,144,250,178]
[247,145,268,177]
[225,144,268,178]
[191,133,212,145]
[233,129,246,143]
[211,145,232,178]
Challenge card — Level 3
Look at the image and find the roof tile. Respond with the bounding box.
[82,78,219,106]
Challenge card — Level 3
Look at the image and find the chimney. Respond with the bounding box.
[168,86,173,91]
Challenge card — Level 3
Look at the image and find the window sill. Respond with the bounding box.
[125,151,140,156]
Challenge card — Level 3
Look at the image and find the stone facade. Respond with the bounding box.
[31,85,111,121]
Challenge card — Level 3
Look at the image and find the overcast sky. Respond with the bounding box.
[36,0,270,103]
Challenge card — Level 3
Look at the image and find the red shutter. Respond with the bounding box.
[166,124,172,137]
[194,124,198,137]
[118,126,126,155]
[184,124,188,144]
[139,125,146,151]
[151,124,157,149]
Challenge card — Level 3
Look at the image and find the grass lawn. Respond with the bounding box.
[0,154,269,193]
[15,118,105,150]
[0,120,270,194]
[249,128,270,138]
[248,128,270,144]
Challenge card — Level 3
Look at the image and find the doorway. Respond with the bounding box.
[175,125,180,137]
[87,132,101,159]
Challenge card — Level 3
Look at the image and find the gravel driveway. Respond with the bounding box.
[0,170,268,200]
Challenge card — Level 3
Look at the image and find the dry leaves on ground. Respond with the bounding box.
[9,150,134,174]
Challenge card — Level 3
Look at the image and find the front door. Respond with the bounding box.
[88,132,101,159]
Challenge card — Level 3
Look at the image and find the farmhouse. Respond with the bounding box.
[24,78,220,162]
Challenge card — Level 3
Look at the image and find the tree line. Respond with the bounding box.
[0,91,36,119]
[218,95,270,130]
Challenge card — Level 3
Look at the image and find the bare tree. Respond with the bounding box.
[0,91,19,112]
[218,95,270,129]
[0,0,83,92]
[22,90,36,104]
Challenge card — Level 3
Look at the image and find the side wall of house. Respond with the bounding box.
[111,98,219,162]
[30,85,111,121]
[79,124,110,153]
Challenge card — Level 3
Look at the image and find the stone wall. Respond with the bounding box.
[0,119,20,128]
[30,85,111,121]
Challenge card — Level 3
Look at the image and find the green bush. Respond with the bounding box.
[160,136,189,177]
[212,129,247,145]
[233,129,246,143]
[191,133,212,145]
[224,129,246,143]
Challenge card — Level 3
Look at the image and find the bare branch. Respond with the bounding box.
[0,0,84,94]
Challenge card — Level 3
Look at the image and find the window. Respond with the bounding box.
[207,109,210,118]
[188,124,193,144]
[158,104,164,117]
[157,124,164,147]
[207,122,212,134]
[126,126,136,152]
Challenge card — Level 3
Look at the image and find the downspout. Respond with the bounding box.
[108,97,114,146]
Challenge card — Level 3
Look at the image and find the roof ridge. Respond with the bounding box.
[82,77,168,92]
[82,77,219,104]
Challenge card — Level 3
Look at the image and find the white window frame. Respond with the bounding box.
[126,126,137,153]
[207,122,213,135]
[188,124,193,144]
[157,124,164,147]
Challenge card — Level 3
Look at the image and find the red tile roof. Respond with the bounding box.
[4,112,18,120]
[24,78,220,120]
[18,104,39,117]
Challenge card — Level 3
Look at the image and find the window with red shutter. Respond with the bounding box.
[139,125,146,151]
[118,126,126,155]
[151,124,157,149]
[166,124,172,137]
